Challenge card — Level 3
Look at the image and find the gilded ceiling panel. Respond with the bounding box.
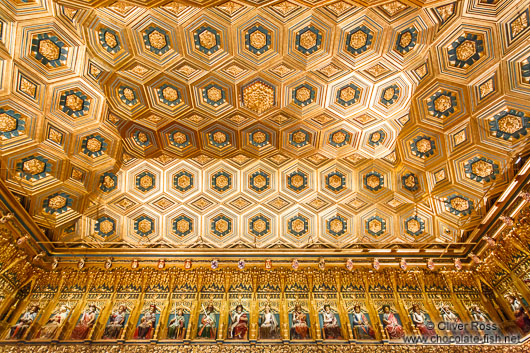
[0,0,529,256]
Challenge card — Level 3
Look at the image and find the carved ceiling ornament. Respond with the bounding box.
[19,77,36,97]
[131,65,148,76]
[449,33,484,68]
[137,132,148,143]
[434,95,452,113]
[122,88,135,101]
[407,218,421,233]
[215,218,229,233]
[404,174,416,189]
[104,31,118,48]
[272,1,299,16]
[162,86,178,102]
[89,65,101,77]
[242,80,275,114]
[368,218,382,234]
[291,218,306,234]
[38,39,60,61]
[319,63,341,77]
[299,30,317,50]
[498,114,523,134]
[327,1,352,16]
[172,132,187,145]
[0,114,17,132]
[176,219,190,233]
[139,175,153,189]
[212,131,227,144]
[511,12,528,38]
[271,64,293,77]
[253,218,267,233]
[48,129,62,144]
[366,174,381,189]
[340,86,357,102]
[465,156,499,183]
[327,174,342,189]
[490,110,529,140]
[479,79,494,99]
[399,31,412,48]
[215,174,229,189]
[86,137,102,152]
[471,160,493,178]
[48,195,67,210]
[383,88,395,102]
[65,94,83,112]
[366,64,389,77]
[380,1,408,16]
[250,31,267,50]
[148,30,167,50]
[290,174,305,188]
[99,219,114,234]
[295,87,311,102]
[71,169,83,181]
[252,174,267,189]
[437,3,455,22]
[199,30,217,50]
[137,219,152,234]
[207,87,222,102]
[23,158,45,175]
[416,138,432,153]
[349,30,367,50]
[292,130,307,144]
[450,196,470,211]
[329,217,345,234]
[331,131,346,144]
[177,174,191,189]
[103,175,115,189]
[455,40,476,62]
[252,131,267,144]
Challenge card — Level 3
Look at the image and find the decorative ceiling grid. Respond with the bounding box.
[0,0,529,254]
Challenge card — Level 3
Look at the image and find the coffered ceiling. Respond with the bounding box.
[0,0,529,258]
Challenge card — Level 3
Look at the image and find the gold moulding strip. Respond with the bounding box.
[0,345,528,352]
[46,246,471,260]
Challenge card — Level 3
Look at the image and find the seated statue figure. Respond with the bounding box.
[102,305,127,339]
[9,305,39,340]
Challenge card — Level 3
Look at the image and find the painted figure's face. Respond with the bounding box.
[264,305,270,313]
[207,305,214,313]
[60,305,67,312]
[355,307,360,313]
[384,307,390,314]
[178,309,183,316]
[151,307,156,313]
[31,306,38,313]
[89,306,96,313]
[295,305,301,312]
[237,307,242,313]
[119,305,126,312]
[325,307,331,313]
